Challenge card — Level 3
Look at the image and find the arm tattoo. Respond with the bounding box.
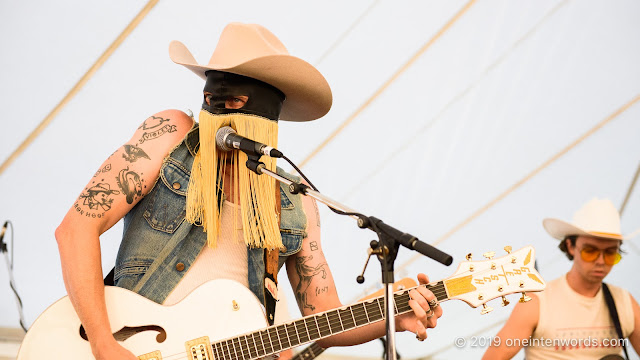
[76,181,120,217]
[93,164,112,177]
[122,144,150,163]
[116,167,145,204]
[313,200,321,227]
[294,255,327,311]
[310,241,319,251]
[137,116,176,143]
[315,286,329,296]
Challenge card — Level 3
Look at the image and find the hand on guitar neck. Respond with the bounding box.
[17,246,545,360]
[289,278,419,360]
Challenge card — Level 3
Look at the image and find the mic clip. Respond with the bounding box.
[245,154,266,175]
[288,182,310,195]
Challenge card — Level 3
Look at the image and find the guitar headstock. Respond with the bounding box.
[443,245,546,314]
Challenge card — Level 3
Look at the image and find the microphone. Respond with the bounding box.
[215,126,283,158]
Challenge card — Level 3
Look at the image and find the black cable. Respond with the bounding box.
[281,155,320,191]
[0,221,8,253]
[379,337,402,360]
[281,155,367,219]
[1,220,27,332]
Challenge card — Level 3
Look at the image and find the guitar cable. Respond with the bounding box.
[1,220,27,332]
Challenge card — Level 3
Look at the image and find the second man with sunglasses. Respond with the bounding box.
[483,198,640,359]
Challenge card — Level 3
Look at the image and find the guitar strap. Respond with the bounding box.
[602,283,629,360]
[104,267,115,286]
[263,184,282,326]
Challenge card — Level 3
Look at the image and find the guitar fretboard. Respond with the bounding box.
[291,341,325,360]
[209,281,447,360]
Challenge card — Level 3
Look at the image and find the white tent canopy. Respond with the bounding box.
[1,1,639,359]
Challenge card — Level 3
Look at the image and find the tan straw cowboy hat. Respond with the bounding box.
[169,22,332,122]
[543,198,625,241]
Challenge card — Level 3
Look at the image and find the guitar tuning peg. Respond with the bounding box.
[519,292,532,303]
[504,246,512,254]
[465,253,473,261]
[501,296,510,307]
[483,251,496,260]
[481,304,494,315]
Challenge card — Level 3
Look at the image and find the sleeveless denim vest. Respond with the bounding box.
[114,124,307,308]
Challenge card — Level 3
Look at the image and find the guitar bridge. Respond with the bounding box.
[138,350,162,360]
[185,336,213,360]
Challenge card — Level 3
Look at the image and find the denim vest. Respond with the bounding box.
[114,124,307,308]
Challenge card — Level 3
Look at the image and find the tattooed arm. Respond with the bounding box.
[55,110,194,360]
[286,193,443,349]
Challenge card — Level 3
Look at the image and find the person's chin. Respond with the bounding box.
[590,270,608,279]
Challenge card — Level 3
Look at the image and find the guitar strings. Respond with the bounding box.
[156,285,448,360]
[149,284,446,360]
[139,264,527,360]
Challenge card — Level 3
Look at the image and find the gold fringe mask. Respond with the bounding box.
[186,110,282,250]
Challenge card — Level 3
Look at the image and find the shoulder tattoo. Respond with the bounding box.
[137,116,177,143]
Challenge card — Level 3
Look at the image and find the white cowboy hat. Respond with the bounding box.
[169,22,332,122]
[543,198,624,241]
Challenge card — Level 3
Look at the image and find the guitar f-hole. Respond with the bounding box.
[79,324,167,343]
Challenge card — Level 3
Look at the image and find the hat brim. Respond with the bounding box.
[169,40,332,122]
[542,218,624,241]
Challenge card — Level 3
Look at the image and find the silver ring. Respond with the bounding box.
[427,312,435,319]
[429,299,439,308]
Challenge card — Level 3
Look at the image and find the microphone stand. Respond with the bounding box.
[245,155,452,360]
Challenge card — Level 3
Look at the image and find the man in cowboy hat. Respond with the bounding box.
[55,23,442,360]
[483,197,640,359]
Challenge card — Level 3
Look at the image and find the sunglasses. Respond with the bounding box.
[579,246,621,265]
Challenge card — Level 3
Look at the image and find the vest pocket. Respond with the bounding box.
[143,159,189,233]
[280,187,294,209]
[279,231,304,257]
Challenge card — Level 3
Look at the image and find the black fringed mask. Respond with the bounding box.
[202,70,285,121]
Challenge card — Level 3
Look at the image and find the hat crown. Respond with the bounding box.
[572,197,621,236]
[542,197,624,241]
[209,23,290,67]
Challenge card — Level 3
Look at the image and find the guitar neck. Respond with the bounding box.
[209,281,448,359]
[291,341,325,360]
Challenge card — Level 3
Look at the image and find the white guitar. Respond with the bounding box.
[17,246,546,360]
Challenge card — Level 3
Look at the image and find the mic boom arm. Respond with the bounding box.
[252,164,453,267]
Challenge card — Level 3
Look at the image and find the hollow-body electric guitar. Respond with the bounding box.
[17,246,545,360]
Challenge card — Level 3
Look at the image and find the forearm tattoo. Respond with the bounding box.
[315,286,329,296]
[294,255,327,311]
